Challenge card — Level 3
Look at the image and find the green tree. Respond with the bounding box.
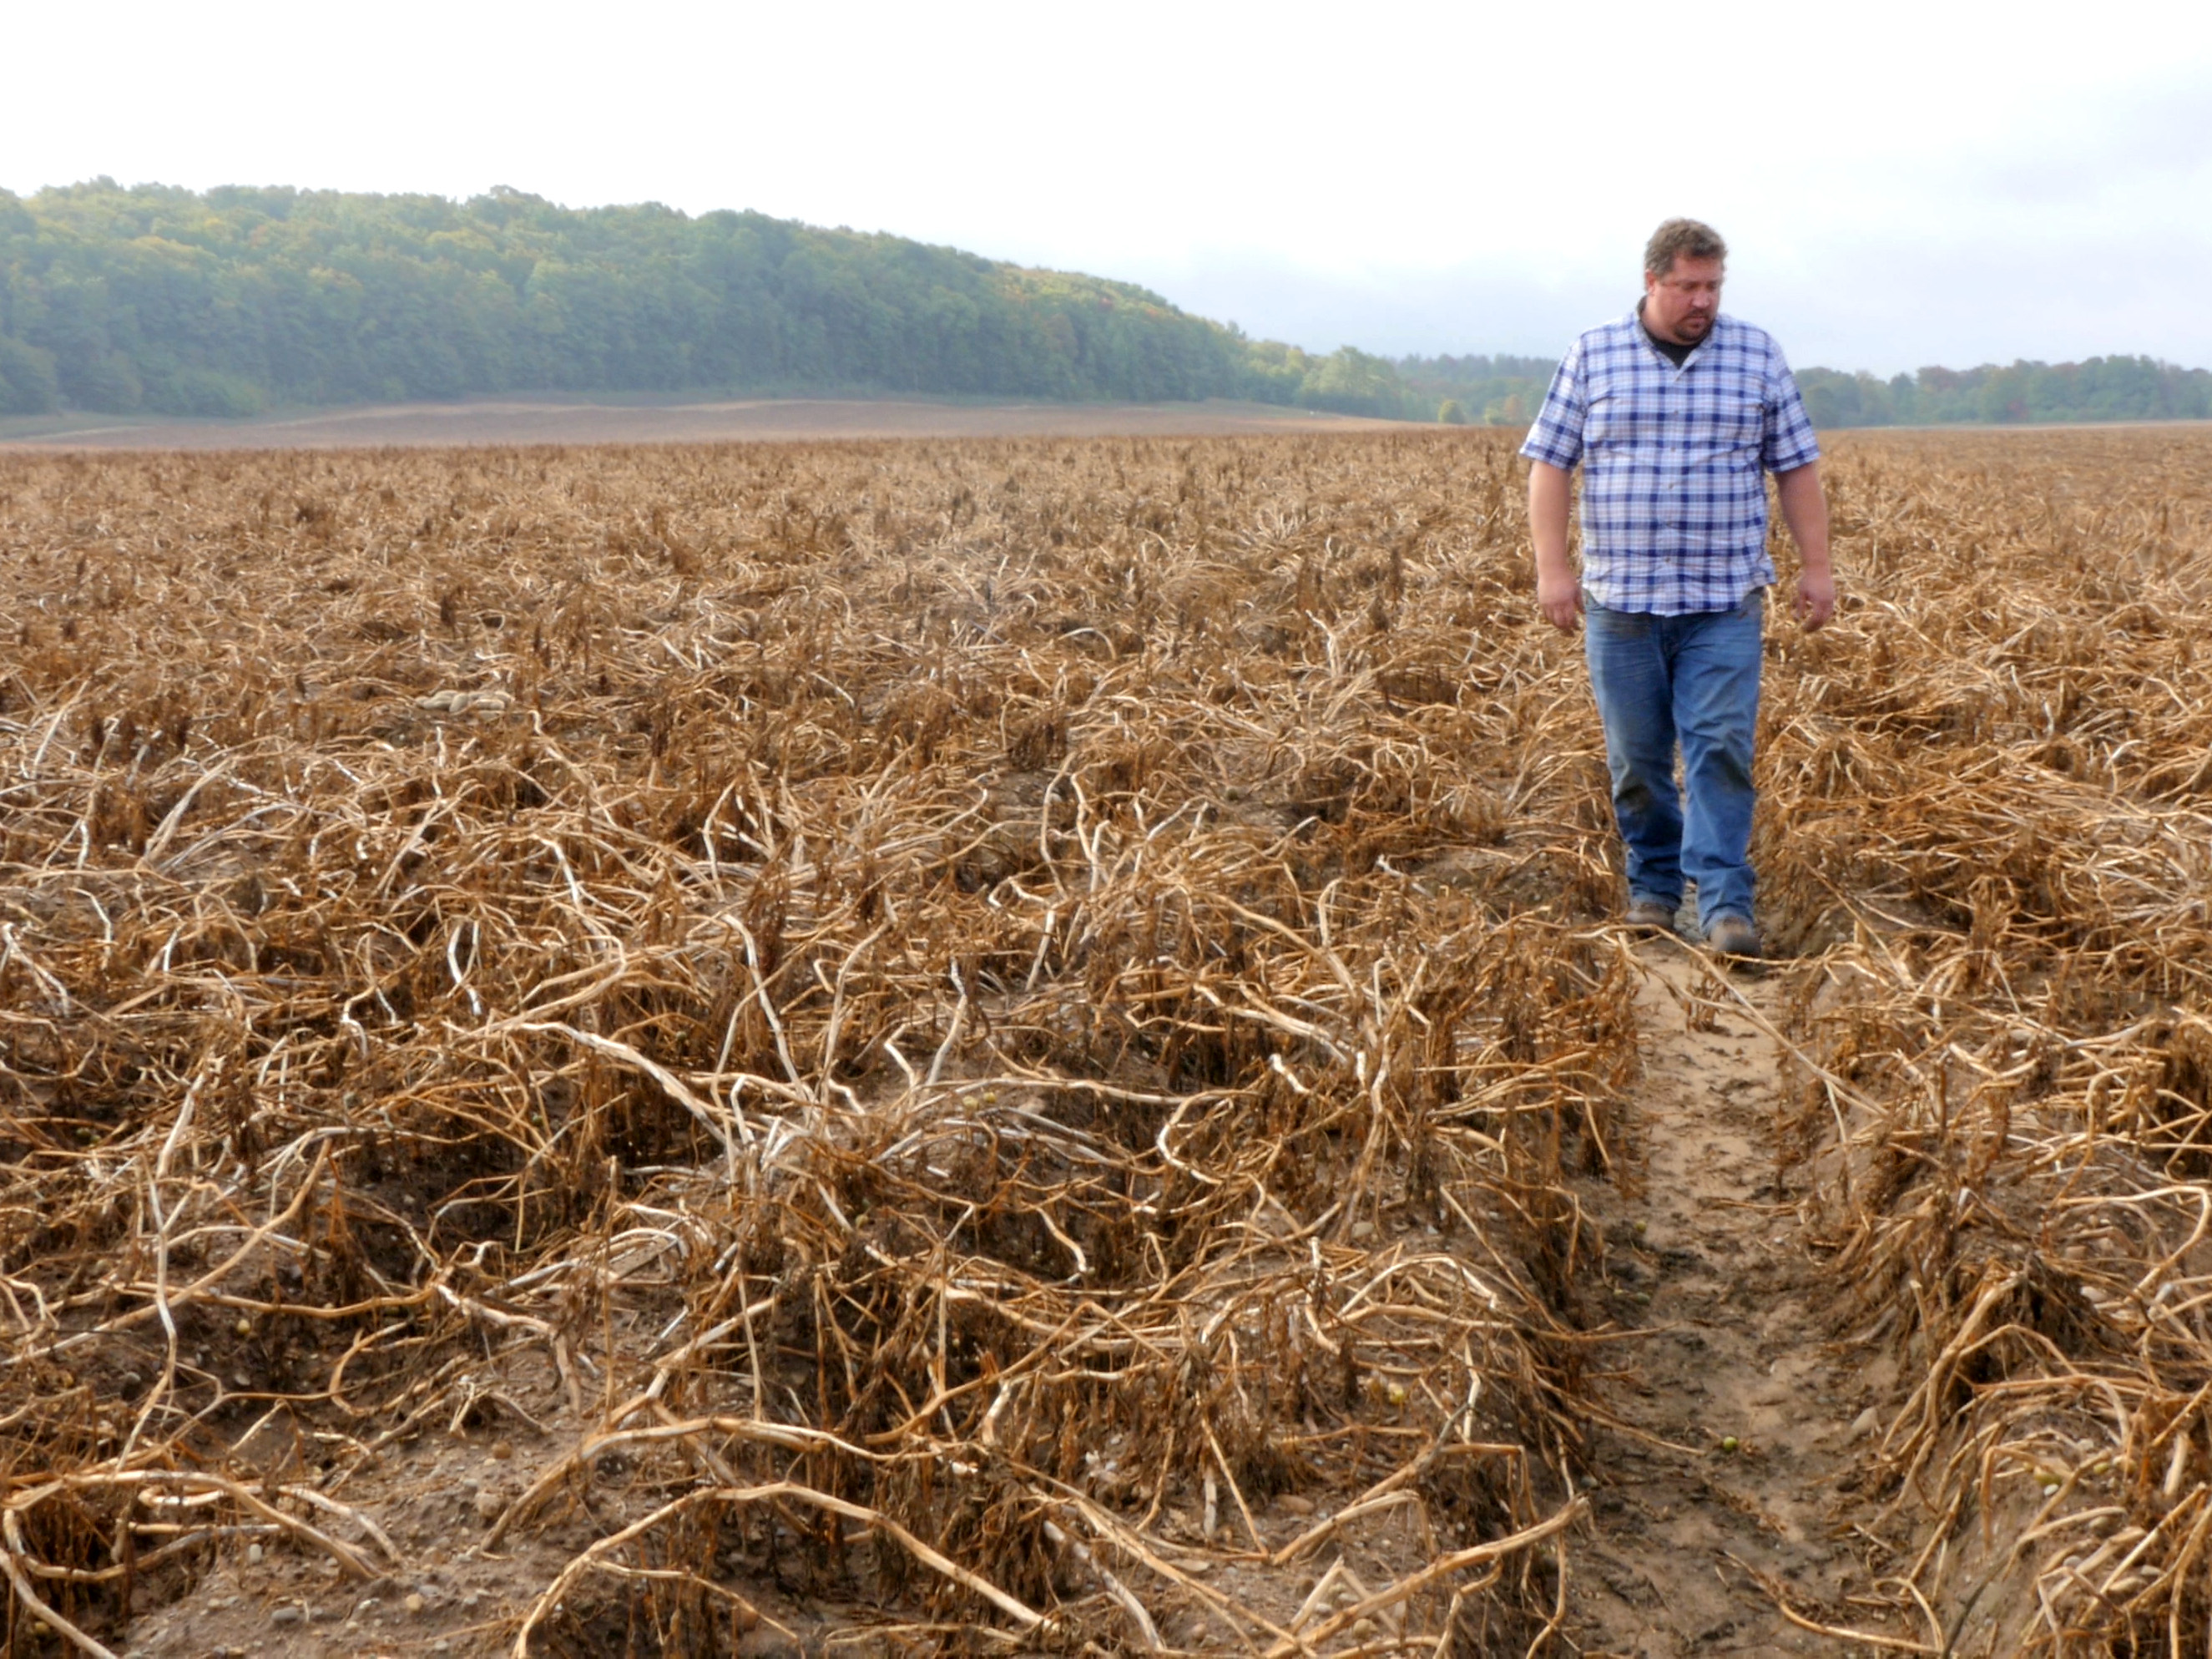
[0,334,59,412]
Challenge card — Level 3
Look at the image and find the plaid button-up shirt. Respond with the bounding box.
[1519,310,1821,615]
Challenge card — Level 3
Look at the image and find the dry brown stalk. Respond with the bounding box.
[0,433,1627,1651]
[2,427,2206,1651]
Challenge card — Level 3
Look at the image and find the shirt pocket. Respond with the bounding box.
[1585,387,1622,448]
[1708,376,1765,466]
[1587,382,1654,453]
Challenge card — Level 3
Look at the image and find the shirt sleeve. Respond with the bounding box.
[1761,349,1821,473]
[1518,341,1587,471]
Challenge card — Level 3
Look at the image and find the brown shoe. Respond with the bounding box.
[1624,898,1677,935]
[1704,913,1762,958]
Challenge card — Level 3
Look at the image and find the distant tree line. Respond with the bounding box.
[1399,354,2212,431]
[1794,359,2212,427]
[1,182,2205,432]
[0,180,1457,422]
[1395,355,1558,427]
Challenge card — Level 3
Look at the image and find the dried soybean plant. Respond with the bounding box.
[1757,428,2212,1654]
[0,434,1634,1653]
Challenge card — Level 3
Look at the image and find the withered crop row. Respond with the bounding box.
[0,427,2207,1655]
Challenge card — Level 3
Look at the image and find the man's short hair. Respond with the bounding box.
[1644,219,1728,277]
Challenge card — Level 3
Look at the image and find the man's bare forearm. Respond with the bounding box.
[1776,462,1835,630]
[1528,462,1581,631]
[1776,463,1830,573]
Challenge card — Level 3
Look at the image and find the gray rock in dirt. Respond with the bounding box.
[270,1605,306,1626]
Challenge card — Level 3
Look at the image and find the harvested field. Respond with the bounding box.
[0,426,2207,1656]
[0,399,1399,453]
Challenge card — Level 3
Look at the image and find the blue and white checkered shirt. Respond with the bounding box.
[1519,310,1821,615]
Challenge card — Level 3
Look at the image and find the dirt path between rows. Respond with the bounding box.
[1565,938,1900,1656]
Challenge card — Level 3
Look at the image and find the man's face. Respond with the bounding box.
[1642,255,1724,346]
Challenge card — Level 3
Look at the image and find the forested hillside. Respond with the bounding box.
[0,181,1392,417]
[1,180,2205,429]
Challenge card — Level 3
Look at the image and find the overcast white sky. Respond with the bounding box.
[7,0,2210,373]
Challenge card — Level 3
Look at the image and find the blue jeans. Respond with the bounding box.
[1584,591,1764,930]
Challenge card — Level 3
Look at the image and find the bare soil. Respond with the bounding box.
[1563,938,1898,1657]
[0,397,1403,452]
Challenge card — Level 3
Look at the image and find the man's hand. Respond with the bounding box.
[1538,566,1584,631]
[1527,461,1581,632]
[1795,566,1835,630]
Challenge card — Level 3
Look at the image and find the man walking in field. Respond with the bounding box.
[1521,218,1834,958]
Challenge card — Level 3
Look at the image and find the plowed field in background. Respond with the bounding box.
[0,428,2209,1656]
